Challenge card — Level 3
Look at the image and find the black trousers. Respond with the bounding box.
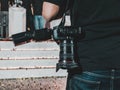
[0,0,9,11]
[22,0,34,31]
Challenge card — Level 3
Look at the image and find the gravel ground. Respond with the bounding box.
[0,77,67,90]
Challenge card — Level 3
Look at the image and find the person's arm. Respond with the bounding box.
[42,1,60,22]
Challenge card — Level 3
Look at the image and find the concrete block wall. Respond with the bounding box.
[0,40,67,90]
[0,41,67,79]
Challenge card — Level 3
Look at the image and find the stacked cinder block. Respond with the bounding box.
[0,41,67,90]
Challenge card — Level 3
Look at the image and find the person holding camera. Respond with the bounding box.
[42,0,120,90]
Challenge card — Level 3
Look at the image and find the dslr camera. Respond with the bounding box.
[12,26,84,71]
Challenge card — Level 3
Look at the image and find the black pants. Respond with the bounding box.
[22,0,34,31]
[0,0,8,11]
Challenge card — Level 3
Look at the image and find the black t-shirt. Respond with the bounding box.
[45,0,120,71]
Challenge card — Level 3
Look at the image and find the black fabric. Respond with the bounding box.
[31,0,43,15]
[44,0,120,71]
[22,0,32,15]
[0,0,8,11]
[44,0,64,6]
[22,0,34,31]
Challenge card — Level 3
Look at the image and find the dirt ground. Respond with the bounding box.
[0,77,67,90]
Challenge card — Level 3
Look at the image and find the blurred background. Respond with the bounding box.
[0,0,70,90]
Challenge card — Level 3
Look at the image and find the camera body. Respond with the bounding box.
[53,26,82,40]
[52,26,83,71]
[12,26,84,71]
